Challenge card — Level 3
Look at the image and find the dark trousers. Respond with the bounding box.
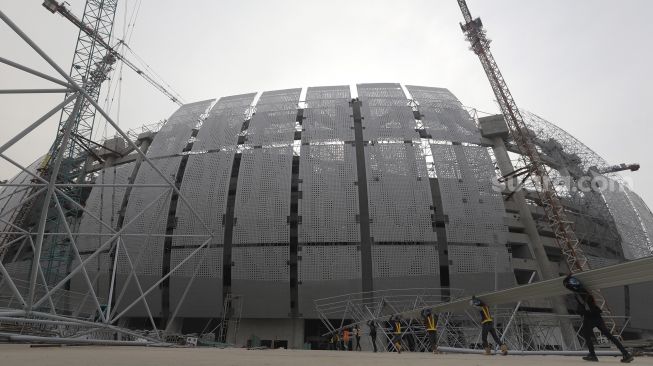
[347,339,352,351]
[355,336,361,351]
[370,334,377,352]
[427,330,438,351]
[583,315,628,356]
[481,321,502,348]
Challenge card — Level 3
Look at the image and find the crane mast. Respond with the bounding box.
[456,0,617,332]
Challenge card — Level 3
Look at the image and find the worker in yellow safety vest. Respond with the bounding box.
[421,308,439,353]
[389,315,403,354]
[470,296,507,356]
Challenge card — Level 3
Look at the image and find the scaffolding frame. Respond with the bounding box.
[0,10,222,344]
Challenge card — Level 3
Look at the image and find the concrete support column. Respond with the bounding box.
[490,135,579,350]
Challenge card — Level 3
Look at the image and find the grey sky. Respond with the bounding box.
[1,0,652,207]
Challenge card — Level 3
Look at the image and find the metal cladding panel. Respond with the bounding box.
[625,188,653,254]
[77,164,134,252]
[172,151,233,247]
[365,142,436,242]
[231,245,289,317]
[170,247,222,278]
[357,83,418,141]
[194,93,256,150]
[0,157,44,235]
[448,245,512,274]
[233,146,293,245]
[430,144,507,245]
[246,89,300,146]
[298,245,361,281]
[119,157,180,276]
[602,179,652,259]
[146,99,214,158]
[303,86,353,142]
[298,244,361,317]
[405,85,481,144]
[298,143,359,243]
[372,244,439,278]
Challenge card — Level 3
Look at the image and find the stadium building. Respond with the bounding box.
[1,83,652,348]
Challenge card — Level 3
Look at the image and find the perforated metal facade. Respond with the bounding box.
[25,83,648,323]
[365,142,436,243]
[357,83,419,141]
[232,146,293,245]
[430,143,507,246]
[77,163,133,252]
[405,85,481,144]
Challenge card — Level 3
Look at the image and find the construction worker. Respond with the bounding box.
[421,308,439,353]
[563,275,633,363]
[389,315,403,353]
[470,296,508,356]
[368,320,378,352]
[354,324,362,351]
[335,332,342,351]
[328,333,336,350]
[343,328,351,351]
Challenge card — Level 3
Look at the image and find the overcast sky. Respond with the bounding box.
[1,0,652,207]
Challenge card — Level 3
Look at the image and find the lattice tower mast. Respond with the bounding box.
[40,0,118,285]
[456,0,616,329]
[47,0,118,168]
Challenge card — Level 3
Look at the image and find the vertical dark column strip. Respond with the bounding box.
[414,107,450,299]
[351,98,373,293]
[289,109,303,316]
[161,128,198,325]
[222,116,253,303]
[428,178,450,298]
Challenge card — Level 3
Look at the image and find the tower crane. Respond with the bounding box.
[455,0,618,333]
[43,0,184,106]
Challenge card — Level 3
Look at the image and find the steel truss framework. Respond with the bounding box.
[314,288,629,353]
[0,10,217,344]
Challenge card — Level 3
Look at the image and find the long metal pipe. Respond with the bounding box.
[0,56,71,87]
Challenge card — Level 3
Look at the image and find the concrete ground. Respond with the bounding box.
[0,345,650,366]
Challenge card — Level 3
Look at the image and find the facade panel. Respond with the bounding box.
[430,144,507,245]
[298,143,359,243]
[194,93,256,150]
[246,89,300,146]
[357,83,418,141]
[233,146,293,245]
[406,85,481,144]
[232,245,290,317]
[77,163,134,252]
[303,85,353,142]
[146,100,214,158]
[366,142,436,242]
[172,151,233,248]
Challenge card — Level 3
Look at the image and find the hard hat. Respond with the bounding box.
[469,296,482,307]
[563,274,584,292]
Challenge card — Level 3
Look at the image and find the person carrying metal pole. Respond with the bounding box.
[368,320,378,352]
[354,324,362,351]
[470,296,508,355]
[563,275,633,363]
[343,327,351,351]
[421,308,439,353]
[389,314,403,353]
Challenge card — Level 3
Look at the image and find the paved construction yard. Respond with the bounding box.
[0,345,651,366]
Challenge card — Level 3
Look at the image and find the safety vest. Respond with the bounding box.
[480,305,493,324]
[425,314,437,331]
[393,321,401,334]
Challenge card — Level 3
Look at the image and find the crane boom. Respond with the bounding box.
[456,0,618,333]
[44,0,184,106]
